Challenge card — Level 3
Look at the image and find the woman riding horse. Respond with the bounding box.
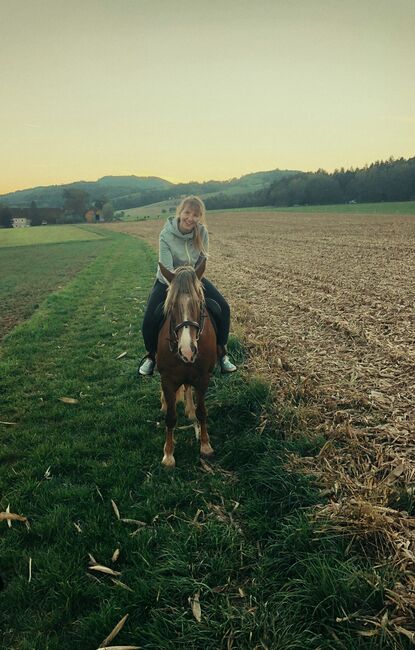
[139,195,237,376]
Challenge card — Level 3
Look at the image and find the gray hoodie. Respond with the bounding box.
[156,216,209,285]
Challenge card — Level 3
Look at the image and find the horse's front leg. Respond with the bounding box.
[195,384,214,459]
[161,385,184,413]
[161,382,178,468]
[184,385,196,421]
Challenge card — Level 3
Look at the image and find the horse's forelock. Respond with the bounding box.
[164,266,204,318]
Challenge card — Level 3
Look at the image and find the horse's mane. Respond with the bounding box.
[164,266,204,319]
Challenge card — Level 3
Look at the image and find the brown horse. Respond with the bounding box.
[156,259,217,468]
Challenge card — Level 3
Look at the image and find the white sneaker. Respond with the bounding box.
[139,357,155,376]
[220,355,237,373]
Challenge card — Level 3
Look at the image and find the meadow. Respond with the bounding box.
[268,200,415,214]
[0,233,107,339]
[0,225,105,247]
[120,200,415,220]
[0,220,413,648]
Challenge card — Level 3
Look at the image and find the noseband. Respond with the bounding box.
[169,303,206,354]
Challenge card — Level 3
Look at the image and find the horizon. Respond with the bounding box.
[1,154,413,197]
[1,0,414,195]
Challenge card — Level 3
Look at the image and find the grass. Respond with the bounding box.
[0,224,106,247]
[0,237,108,339]
[120,201,175,220]
[209,201,415,215]
[0,230,410,649]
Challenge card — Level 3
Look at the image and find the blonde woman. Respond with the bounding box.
[139,195,236,376]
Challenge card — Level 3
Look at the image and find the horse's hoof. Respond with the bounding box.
[200,449,215,461]
[161,455,176,469]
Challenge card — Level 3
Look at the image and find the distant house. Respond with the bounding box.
[10,207,63,225]
[85,208,104,223]
[12,217,31,228]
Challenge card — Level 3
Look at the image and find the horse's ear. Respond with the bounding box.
[159,263,175,284]
[195,257,206,280]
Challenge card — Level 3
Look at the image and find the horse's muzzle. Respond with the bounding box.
[178,343,197,364]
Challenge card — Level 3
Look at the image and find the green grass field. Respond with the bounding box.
[0,236,108,339]
[119,200,174,220]
[273,200,415,214]
[120,200,415,221]
[209,201,415,215]
[0,225,106,248]
[0,229,408,649]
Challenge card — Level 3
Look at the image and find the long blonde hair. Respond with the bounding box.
[176,195,208,257]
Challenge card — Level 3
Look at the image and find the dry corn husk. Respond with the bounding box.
[89,564,121,577]
[111,578,133,592]
[99,613,129,647]
[97,646,140,650]
[120,519,146,527]
[189,591,202,622]
[0,511,27,524]
[111,500,121,519]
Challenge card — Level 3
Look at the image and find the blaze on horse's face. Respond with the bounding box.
[176,292,199,363]
[159,260,206,364]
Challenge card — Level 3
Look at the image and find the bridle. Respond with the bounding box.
[168,302,207,354]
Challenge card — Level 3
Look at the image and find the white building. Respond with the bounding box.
[12,217,31,228]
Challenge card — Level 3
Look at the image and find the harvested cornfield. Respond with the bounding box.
[106,209,415,636]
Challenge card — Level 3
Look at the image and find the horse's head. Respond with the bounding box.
[160,259,206,363]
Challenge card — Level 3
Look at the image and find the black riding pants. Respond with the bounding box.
[141,278,231,354]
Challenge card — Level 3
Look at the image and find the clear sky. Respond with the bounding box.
[1,0,414,194]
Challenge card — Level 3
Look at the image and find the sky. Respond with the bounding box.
[1,0,414,194]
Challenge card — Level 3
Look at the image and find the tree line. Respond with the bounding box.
[0,189,115,227]
[2,156,414,227]
[204,156,415,210]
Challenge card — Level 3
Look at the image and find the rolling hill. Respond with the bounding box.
[0,169,300,210]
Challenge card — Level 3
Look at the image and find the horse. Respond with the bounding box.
[156,259,217,468]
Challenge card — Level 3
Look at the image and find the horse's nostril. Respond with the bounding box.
[179,348,191,363]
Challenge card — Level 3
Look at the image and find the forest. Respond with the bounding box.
[204,156,415,210]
